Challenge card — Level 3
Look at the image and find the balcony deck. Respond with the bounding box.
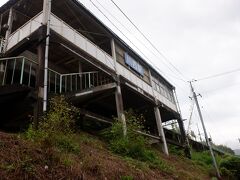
[5,12,178,112]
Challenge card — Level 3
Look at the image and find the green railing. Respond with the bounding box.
[0,56,113,93]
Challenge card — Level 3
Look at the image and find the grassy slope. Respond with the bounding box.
[0,131,211,180]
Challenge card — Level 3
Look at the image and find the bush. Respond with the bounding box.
[25,96,80,154]
[191,151,219,170]
[39,95,79,135]
[102,110,171,172]
[219,156,240,179]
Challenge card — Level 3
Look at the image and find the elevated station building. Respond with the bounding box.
[0,0,188,155]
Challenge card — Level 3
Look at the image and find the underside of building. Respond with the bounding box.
[0,0,188,155]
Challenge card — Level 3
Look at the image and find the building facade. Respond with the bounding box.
[0,0,188,155]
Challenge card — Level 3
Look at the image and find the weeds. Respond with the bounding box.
[102,110,172,173]
[54,134,80,154]
[219,155,240,179]
[24,96,80,162]
[120,175,134,180]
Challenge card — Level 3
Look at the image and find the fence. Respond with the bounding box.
[0,56,113,94]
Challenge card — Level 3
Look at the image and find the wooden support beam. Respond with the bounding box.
[154,106,169,156]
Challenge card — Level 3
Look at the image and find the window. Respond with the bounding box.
[125,53,144,76]
[152,75,175,103]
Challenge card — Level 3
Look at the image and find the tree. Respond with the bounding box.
[215,144,235,155]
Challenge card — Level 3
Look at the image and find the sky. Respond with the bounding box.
[0,0,239,149]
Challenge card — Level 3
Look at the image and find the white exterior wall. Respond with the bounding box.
[50,14,115,71]
[7,12,43,51]
[5,12,178,112]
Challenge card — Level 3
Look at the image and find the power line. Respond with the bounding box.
[108,0,189,81]
[12,1,189,92]
[94,0,186,82]
[201,82,240,94]
[196,68,240,81]
[89,0,187,84]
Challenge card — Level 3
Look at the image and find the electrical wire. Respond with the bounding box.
[94,0,186,82]
[12,2,187,85]
[196,68,240,81]
[7,2,189,93]
[89,0,188,87]
[108,0,189,81]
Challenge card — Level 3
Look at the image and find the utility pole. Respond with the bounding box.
[196,123,203,145]
[189,81,221,179]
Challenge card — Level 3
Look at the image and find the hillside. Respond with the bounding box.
[234,149,240,155]
[0,131,211,180]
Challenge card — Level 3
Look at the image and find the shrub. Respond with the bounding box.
[38,95,79,135]
[25,96,80,154]
[219,156,240,179]
[102,110,171,172]
[191,151,214,169]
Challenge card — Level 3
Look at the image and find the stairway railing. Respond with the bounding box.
[0,56,38,87]
[0,56,113,94]
[48,71,113,93]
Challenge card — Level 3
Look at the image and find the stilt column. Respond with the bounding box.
[154,106,169,156]
[115,80,127,136]
[111,38,127,136]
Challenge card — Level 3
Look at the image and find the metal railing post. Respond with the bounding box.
[59,75,62,93]
[55,73,57,93]
[75,74,77,91]
[11,58,16,84]
[65,76,67,92]
[88,73,91,88]
[20,58,25,84]
[70,75,72,92]
[2,60,8,85]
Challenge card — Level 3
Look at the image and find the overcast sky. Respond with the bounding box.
[1,0,239,149]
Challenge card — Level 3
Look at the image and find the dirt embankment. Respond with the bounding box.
[0,132,210,180]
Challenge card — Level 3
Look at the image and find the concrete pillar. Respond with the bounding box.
[115,81,127,136]
[42,0,50,25]
[177,118,191,158]
[34,42,45,129]
[177,119,187,144]
[154,106,169,156]
[111,39,117,72]
[4,8,13,51]
[111,38,127,136]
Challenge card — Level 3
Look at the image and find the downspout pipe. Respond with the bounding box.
[43,0,52,111]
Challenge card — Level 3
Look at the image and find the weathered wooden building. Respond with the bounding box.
[0,0,188,155]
